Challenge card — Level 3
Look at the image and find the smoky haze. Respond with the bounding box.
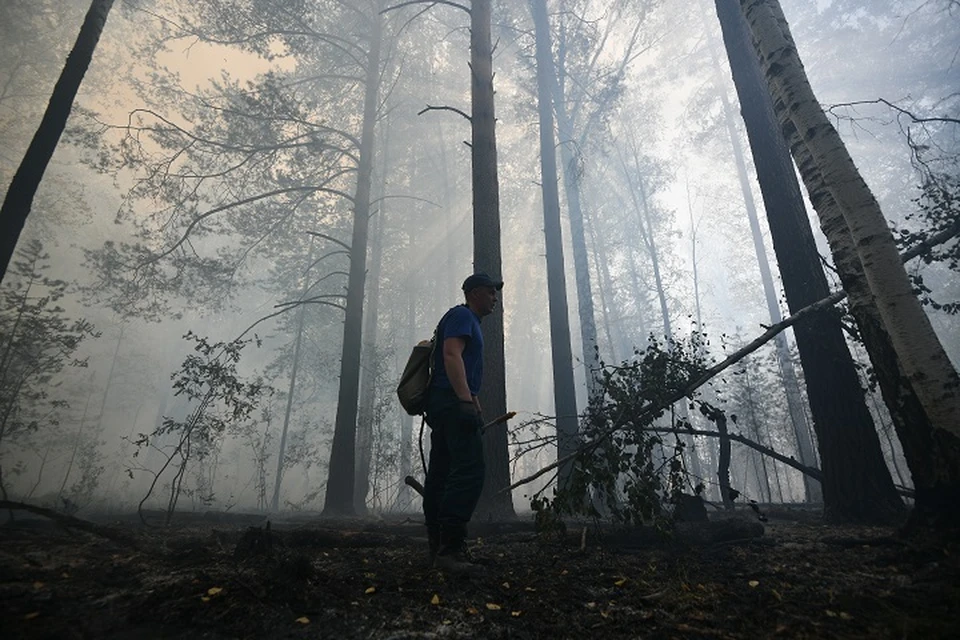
[0,0,957,522]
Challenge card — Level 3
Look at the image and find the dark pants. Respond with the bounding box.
[422,387,485,529]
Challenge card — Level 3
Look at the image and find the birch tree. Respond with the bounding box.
[740,0,960,525]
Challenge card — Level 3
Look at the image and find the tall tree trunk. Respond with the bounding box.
[531,0,580,489]
[586,205,623,363]
[686,176,704,333]
[619,143,670,339]
[270,295,306,512]
[551,83,600,396]
[622,236,650,349]
[354,126,392,513]
[58,380,96,504]
[0,0,114,283]
[712,58,820,502]
[715,411,734,509]
[716,0,901,521]
[471,0,515,520]
[92,323,123,444]
[323,7,382,516]
[685,178,710,490]
[740,0,960,527]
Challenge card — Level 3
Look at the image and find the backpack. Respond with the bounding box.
[397,309,453,416]
[396,336,437,416]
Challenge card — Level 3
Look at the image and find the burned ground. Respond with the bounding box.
[1,509,957,639]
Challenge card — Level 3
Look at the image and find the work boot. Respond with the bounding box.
[426,524,441,566]
[433,523,483,576]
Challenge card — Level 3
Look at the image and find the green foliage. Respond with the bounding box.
[532,334,710,529]
[70,0,375,319]
[896,172,960,314]
[0,240,98,451]
[135,331,274,522]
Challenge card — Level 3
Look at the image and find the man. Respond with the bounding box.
[423,272,503,573]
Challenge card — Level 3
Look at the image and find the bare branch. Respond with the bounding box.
[235,307,294,341]
[900,217,960,262]
[304,270,349,296]
[306,231,352,252]
[644,427,821,481]
[304,250,351,275]
[381,0,470,16]
[274,294,347,310]
[369,193,440,210]
[417,104,472,122]
[134,184,354,271]
[826,98,960,126]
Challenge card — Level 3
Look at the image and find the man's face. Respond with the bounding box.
[468,286,499,316]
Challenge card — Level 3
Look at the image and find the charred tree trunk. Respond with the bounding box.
[715,412,735,510]
[323,8,382,516]
[707,27,821,502]
[57,381,96,505]
[586,206,623,363]
[354,127,392,514]
[531,0,580,488]
[716,0,903,522]
[270,292,306,512]
[0,0,114,283]
[551,84,600,396]
[471,0,515,520]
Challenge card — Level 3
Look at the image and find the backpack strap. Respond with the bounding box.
[418,305,463,474]
[427,305,463,383]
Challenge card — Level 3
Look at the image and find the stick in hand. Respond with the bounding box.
[404,411,516,497]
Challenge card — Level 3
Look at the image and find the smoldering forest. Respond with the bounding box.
[1,1,958,638]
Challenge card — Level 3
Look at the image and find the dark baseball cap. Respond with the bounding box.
[462,272,504,292]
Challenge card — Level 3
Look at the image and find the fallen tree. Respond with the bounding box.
[503,230,957,496]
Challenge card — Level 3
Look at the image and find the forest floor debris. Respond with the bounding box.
[1,510,958,639]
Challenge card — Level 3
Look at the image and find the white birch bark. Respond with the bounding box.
[740,0,960,437]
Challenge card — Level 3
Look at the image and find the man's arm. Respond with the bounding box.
[442,336,474,404]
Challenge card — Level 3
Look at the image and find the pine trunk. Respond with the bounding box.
[708,31,821,502]
[532,0,580,488]
[354,127,392,513]
[271,297,306,512]
[586,207,623,363]
[471,0,515,520]
[550,70,601,395]
[0,0,114,282]
[323,8,382,516]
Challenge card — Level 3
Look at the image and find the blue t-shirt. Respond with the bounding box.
[431,305,484,395]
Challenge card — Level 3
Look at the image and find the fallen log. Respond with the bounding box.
[0,500,138,547]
